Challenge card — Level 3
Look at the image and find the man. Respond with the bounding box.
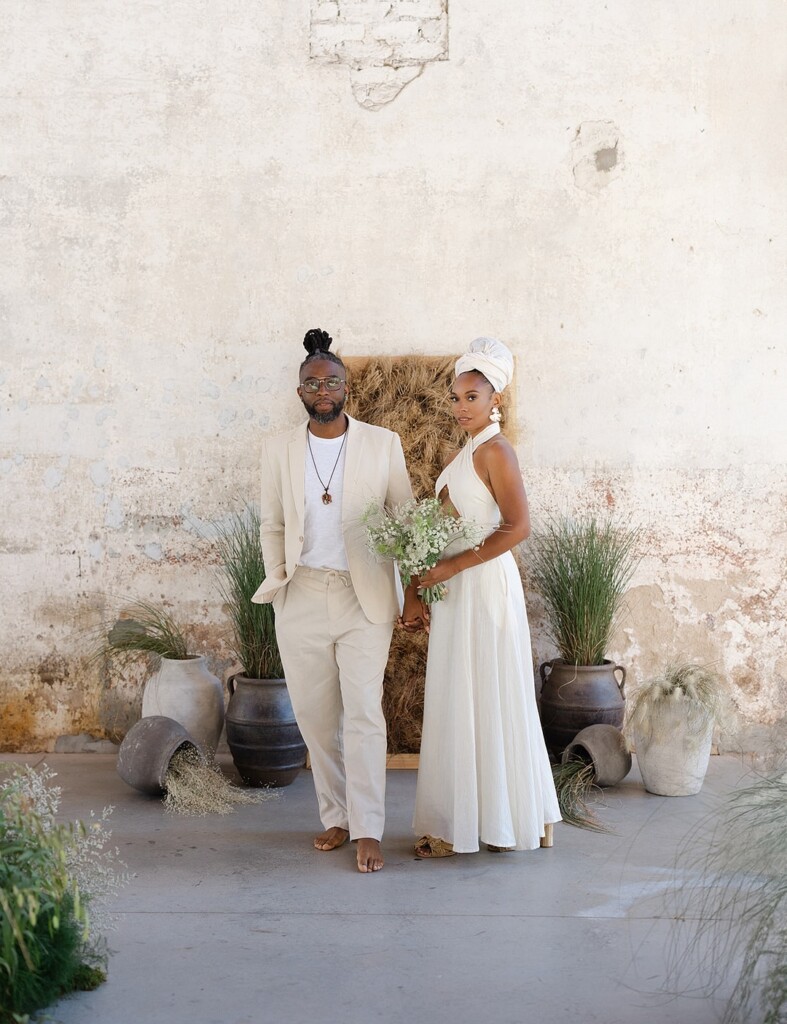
[252,328,416,873]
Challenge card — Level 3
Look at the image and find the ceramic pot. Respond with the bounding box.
[539,659,626,756]
[225,675,307,787]
[141,655,224,753]
[630,707,713,796]
[562,724,632,787]
[117,715,204,795]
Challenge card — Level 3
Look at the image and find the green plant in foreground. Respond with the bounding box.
[213,505,283,679]
[528,515,642,666]
[626,663,729,744]
[667,769,787,1024]
[0,765,127,1021]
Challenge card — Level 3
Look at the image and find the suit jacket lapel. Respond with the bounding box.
[342,415,364,525]
[288,425,306,528]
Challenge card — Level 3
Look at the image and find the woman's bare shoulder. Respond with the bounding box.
[476,433,517,464]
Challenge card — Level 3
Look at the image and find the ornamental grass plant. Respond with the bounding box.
[667,768,787,1024]
[551,757,611,833]
[95,599,191,661]
[626,663,728,743]
[213,504,283,679]
[528,515,642,666]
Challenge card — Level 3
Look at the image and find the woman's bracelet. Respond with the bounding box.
[471,545,485,564]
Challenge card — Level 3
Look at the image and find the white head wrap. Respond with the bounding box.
[454,336,514,393]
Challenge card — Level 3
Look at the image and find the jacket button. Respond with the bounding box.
[299,535,304,542]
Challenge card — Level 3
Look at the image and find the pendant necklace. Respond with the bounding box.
[307,428,348,505]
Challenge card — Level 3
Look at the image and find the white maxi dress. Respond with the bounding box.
[413,422,561,852]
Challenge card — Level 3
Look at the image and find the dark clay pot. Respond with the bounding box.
[562,724,632,787]
[539,659,626,756]
[117,715,204,796]
[225,675,307,787]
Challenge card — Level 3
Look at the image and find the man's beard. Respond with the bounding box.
[301,394,346,424]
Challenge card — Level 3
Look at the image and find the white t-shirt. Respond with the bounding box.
[299,430,350,571]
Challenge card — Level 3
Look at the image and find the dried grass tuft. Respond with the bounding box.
[163,747,279,816]
[345,354,515,752]
[551,756,611,832]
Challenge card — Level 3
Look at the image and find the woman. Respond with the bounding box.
[410,337,561,857]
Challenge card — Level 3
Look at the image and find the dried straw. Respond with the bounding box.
[345,354,515,752]
[163,747,279,816]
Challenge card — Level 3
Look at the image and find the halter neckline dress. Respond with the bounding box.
[413,422,560,851]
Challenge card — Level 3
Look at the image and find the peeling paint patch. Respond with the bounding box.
[310,0,447,110]
[105,496,125,529]
[89,461,111,487]
[143,542,164,561]
[43,466,64,489]
[572,121,624,192]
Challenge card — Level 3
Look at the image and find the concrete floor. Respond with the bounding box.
[0,752,753,1024]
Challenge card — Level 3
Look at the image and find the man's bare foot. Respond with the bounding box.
[356,837,384,873]
[313,826,349,851]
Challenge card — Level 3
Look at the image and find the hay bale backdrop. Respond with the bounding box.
[344,355,515,754]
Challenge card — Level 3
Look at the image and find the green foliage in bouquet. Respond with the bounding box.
[364,496,483,604]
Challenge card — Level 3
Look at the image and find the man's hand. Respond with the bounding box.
[398,589,430,633]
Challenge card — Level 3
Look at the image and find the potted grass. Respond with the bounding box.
[98,600,224,753]
[527,515,642,755]
[214,505,306,787]
[625,663,727,795]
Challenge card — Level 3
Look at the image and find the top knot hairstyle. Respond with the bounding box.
[300,328,345,373]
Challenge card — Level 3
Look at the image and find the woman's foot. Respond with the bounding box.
[486,844,515,853]
[313,826,349,851]
[356,838,384,873]
[415,835,455,859]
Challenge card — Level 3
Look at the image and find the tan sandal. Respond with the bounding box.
[486,844,515,853]
[415,835,455,859]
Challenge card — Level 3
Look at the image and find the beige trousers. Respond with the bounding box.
[273,566,394,841]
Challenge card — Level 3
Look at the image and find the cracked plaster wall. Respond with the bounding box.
[1,2,785,752]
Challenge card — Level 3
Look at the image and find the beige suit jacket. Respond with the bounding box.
[251,415,413,624]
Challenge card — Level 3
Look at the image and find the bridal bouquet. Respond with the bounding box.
[363,497,483,604]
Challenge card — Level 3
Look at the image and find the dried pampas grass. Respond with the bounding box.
[344,354,516,753]
[163,747,279,816]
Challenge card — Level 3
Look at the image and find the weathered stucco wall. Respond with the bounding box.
[1,2,785,751]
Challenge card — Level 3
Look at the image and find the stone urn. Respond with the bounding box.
[562,724,632,787]
[629,707,714,796]
[141,655,224,754]
[117,715,204,796]
[539,659,626,756]
[225,675,307,787]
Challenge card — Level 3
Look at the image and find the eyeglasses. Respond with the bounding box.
[300,376,346,393]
